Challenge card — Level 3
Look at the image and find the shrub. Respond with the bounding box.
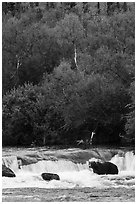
[3,83,41,145]
[2,62,132,146]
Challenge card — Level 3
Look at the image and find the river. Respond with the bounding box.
[2,146,135,201]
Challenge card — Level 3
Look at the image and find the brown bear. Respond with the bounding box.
[89,161,118,175]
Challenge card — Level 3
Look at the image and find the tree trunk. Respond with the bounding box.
[123,2,127,12]
[43,136,46,146]
[74,44,78,69]
[107,2,114,15]
[97,2,100,14]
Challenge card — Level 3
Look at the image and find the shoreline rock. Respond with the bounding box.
[2,165,16,177]
[41,173,60,181]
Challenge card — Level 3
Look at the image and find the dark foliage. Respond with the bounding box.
[2,2,135,146]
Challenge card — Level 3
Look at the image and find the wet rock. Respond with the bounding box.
[41,173,60,181]
[2,156,18,172]
[2,164,16,177]
[89,161,118,175]
[17,159,22,169]
[17,155,58,166]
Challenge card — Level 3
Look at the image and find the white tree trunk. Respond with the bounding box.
[74,44,78,69]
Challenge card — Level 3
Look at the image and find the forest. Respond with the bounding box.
[2,2,135,146]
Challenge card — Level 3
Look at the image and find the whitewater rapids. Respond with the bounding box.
[2,150,135,189]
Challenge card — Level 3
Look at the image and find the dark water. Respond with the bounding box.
[2,187,135,202]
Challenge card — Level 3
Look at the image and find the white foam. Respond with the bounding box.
[2,156,19,172]
[2,168,135,189]
[2,151,135,189]
[19,160,89,174]
[110,151,135,172]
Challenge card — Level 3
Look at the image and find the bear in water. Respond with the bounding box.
[89,161,118,175]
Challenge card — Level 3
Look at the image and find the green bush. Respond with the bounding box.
[125,81,135,142]
[2,62,133,146]
[2,79,67,146]
[3,83,40,145]
[2,83,58,146]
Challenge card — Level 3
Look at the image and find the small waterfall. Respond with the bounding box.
[2,156,19,172]
[2,150,135,189]
[2,151,135,174]
[20,160,89,174]
[110,151,135,172]
[17,151,135,175]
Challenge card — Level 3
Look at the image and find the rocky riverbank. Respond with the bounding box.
[2,146,134,166]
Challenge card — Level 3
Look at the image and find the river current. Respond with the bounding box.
[2,147,135,189]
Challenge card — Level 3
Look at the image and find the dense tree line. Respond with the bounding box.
[2,2,135,146]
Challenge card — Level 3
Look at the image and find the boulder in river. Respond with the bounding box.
[41,173,60,181]
[2,164,16,177]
